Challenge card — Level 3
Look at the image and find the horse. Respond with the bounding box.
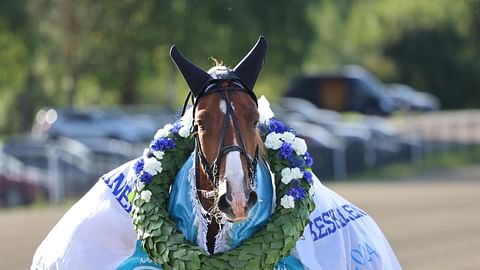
[170,39,267,255]
[31,37,402,270]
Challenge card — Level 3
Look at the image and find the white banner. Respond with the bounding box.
[31,160,401,270]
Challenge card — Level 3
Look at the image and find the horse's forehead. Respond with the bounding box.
[195,95,222,118]
[195,92,257,118]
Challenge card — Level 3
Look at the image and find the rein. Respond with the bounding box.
[185,79,259,223]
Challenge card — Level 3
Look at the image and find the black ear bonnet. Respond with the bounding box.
[170,36,267,105]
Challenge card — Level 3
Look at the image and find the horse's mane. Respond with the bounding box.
[209,57,225,68]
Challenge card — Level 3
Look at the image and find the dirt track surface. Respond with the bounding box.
[1,166,479,270]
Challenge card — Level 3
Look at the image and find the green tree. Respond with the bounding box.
[305,0,479,109]
[29,0,316,105]
[0,0,316,135]
[0,0,41,133]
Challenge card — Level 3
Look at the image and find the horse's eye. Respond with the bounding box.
[196,120,206,130]
[252,120,259,128]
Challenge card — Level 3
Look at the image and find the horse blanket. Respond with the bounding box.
[31,155,401,270]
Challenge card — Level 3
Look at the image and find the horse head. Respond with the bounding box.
[170,37,267,222]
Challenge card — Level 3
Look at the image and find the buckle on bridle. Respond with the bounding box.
[199,189,217,199]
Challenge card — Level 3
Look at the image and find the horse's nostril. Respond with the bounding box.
[247,191,258,209]
[218,194,231,213]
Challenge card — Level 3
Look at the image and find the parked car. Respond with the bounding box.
[386,83,440,112]
[287,120,342,180]
[2,136,96,199]
[276,97,417,174]
[285,65,395,116]
[280,97,343,124]
[0,152,48,207]
[72,137,138,175]
[32,106,170,143]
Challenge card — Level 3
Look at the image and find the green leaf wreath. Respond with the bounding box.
[131,99,315,269]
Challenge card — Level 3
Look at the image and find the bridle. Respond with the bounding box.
[182,75,259,222]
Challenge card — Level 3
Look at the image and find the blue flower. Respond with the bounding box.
[171,121,182,134]
[288,155,306,169]
[150,137,176,152]
[304,151,313,167]
[134,158,144,175]
[258,123,269,135]
[303,171,313,184]
[290,179,301,186]
[268,119,287,133]
[288,185,306,201]
[139,171,153,184]
[278,142,293,160]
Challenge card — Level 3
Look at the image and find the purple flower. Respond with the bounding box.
[278,142,293,160]
[171,121,182,134]
[150,137,176,151]
[258,123,269,135]
[268,119,287,133]
[304,151,313,167]
[290,179,301,186]
[134,158,144,175]
[139,171,153,184]
[303,171,313,184]
[288,185,306,201]
[288,155,306,169]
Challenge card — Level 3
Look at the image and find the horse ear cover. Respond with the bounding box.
[233,36,267,91]
[170,36,267,97]
[170,46,212,98]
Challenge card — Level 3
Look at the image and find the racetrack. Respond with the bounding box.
[1,165,479,270]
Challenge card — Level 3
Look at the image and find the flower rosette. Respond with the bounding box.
[131,96,315,269]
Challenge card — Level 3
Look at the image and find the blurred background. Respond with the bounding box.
[0,0,479,269]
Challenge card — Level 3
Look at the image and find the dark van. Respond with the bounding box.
[285,67,395,116]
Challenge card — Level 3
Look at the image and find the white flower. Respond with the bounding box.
[280,195,295,209]
[291,167,304,179]
[280,167,303,184]
[143,157,163,175]
[179,109,193,138]
[280,132,295,144]
[281,167,293,184]
[178,126,190,138]
[265,132,283,150]
[154,124,173,139]
[258,95,275,124]
[140,190,152,203]
[292,137,307,155]
[153,151,165,160]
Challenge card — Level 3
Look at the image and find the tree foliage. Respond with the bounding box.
[0,0,479,135]
[306,0,480,109]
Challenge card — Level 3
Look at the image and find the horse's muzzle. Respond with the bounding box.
[218,187,258,222]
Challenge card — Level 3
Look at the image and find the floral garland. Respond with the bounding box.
[131,96,315,269]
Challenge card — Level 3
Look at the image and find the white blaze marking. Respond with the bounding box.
[225,137,245,204]
[219,97,246,213]
[219,100,227,114]
[225,151,245,200]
